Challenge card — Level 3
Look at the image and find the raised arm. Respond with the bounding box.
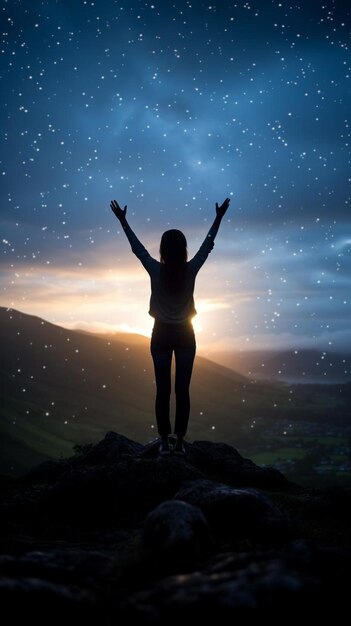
[190,198,230,273]
[110,200,156,272]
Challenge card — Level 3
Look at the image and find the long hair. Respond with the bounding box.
[159,229,188,293]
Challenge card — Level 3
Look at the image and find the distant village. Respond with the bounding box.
[243,417,351,483]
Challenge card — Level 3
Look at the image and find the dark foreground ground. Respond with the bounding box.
[0,432,350,621]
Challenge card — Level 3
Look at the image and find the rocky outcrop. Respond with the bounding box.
[0,432,350,620]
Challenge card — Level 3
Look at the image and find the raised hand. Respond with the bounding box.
[110,200,127,223]
[215,197,230,219]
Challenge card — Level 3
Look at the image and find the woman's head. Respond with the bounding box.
[160,229,188,265]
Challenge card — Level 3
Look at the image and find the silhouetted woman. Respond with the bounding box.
[111,198,230,455]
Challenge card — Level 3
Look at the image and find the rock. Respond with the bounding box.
[187,441,246,469]
[42,455,204,525]
[139,438,168,458]
[0,431,349,617]
[123,545,322,618]
[80,431,143,464]
[0,549,115,583]
[25,433,143,482]
[0,576,97,625]
[25,434,290,493]
[143,500,211,564]
[27,459,68,482]
[174,479,291,544]
[186,440,291,490]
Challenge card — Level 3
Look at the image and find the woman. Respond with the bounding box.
[111,197,230,456]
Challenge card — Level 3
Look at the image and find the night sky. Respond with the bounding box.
[1,0,350,356]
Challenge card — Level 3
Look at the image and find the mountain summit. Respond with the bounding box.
[0,431,350,619]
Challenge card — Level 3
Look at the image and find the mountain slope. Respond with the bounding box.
[1,307,297,475]
[214,348,351,382]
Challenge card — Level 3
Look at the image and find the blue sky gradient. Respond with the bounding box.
[1,0,350,353]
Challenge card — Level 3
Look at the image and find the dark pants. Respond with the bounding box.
[150,320,196,438]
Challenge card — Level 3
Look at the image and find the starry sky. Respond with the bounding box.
[1,0,350,356]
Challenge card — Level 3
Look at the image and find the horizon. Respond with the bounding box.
[1,1,350,354]
[3,304,351,362]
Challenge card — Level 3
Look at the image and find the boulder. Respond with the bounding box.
[143,500,211,564]
[174,479,291,543]
[187,440,290,490]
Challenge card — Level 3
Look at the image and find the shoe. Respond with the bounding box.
[174,440,185,456]
[159,440,172,456]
